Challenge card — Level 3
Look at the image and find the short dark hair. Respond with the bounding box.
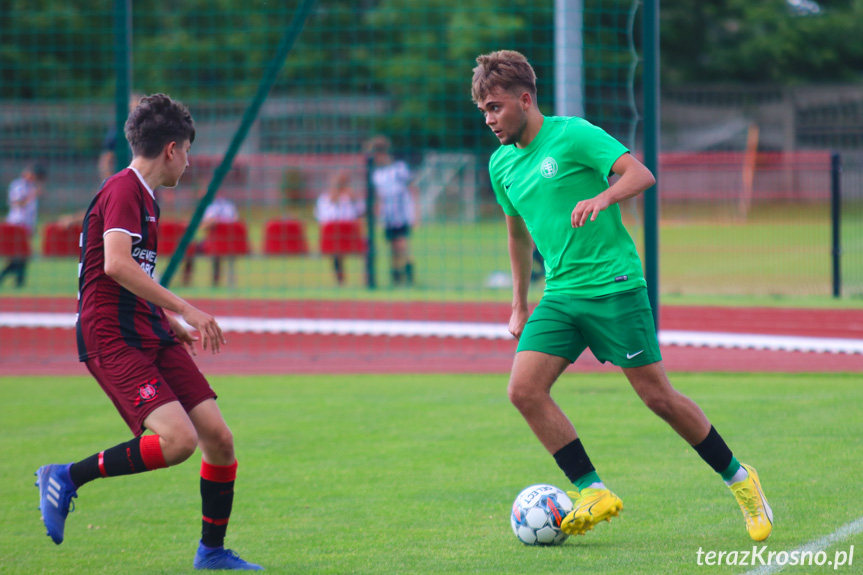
[364,135,391,155]
[471,50,537,104]
[124,94,195,159]
[28,162,48,181]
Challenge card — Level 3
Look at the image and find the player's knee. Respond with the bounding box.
[210,427,235,460]
[508,380,540,412]
[198,424,235,465]
[161,429,200,465]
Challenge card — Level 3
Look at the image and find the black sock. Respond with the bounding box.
[183,258,193,284]
[69,435,167,487]
[333,257,345,284]
[13,259,26,286]
[200,460,237,548]
[1,259,26,286]
[552,438,596,484]
[692,425,734,474]
[404,262,414,285]
[212,258,222,285]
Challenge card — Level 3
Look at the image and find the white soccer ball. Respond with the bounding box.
[511,484,574,546]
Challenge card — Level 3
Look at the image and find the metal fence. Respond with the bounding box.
[1,1,861,315]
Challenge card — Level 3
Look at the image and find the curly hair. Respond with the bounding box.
[124,93,196,159]
[471,50,537,104]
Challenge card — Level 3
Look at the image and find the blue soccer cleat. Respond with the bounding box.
[35,463,78,545]
[194,542,264,571]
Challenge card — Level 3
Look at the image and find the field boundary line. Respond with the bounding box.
[2,312,862,354]
[741,516,863,575]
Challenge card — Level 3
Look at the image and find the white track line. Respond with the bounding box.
[660,330,863,355]
[1,312,861,354]
[742,516,863,575]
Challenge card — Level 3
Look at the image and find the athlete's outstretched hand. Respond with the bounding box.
[571,194,610,228]
[180,306,226,354]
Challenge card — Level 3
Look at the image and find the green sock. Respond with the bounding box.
[719,457,742,482]
[574,470,603,491]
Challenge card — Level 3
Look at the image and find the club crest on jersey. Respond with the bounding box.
[134,378,161,407]
[540,157,558,178]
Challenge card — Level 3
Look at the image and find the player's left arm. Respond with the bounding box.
[103,231,225,353]
[570,152,655,228]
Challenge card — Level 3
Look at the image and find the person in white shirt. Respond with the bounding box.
[315,170,365,285]
[182,194,239,287]
[366,136,418,287]
[1,163,46,287]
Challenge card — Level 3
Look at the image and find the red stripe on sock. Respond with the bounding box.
[202,515,231,526]
[140,435,167,470]
[201,459,238,483]
[97,451,107,477]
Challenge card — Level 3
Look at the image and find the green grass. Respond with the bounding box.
[2,373,862,574]
[7,204,863,306]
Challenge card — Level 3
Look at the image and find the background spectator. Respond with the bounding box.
[315,169,365,285]
[1,162,47,287]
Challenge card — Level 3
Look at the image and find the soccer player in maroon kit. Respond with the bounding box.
[35,94,262,571]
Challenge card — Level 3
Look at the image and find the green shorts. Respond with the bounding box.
[517,287,662,368]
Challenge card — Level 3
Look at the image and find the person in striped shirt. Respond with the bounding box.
[367,136,418,287]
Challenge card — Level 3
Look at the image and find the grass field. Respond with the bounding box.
[2,373,861,574]
[5,215,863,307]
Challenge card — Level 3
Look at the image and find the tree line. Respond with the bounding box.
[1,0,861,149]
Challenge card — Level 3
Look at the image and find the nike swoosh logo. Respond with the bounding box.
[626,350,644,359]
[504,181,515,191]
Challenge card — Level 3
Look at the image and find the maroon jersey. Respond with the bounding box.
[76,168,178,361]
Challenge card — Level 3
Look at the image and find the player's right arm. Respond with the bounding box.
[103,231,226,353]
[506,214,534,340]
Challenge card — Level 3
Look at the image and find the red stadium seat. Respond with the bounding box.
[42,222,82,257]
[263,219,309,255]
[0,223,31,258]
[158,219,191,257]
[319,220,366,255]
[202,221,250,256]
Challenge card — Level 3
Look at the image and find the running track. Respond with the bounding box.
[1,298,861,375]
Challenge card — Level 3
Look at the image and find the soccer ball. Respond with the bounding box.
[511,484,573,546]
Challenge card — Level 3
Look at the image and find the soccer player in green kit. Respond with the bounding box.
[472,50,773,542]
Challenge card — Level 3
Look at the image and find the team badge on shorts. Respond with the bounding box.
[134,378,161,407]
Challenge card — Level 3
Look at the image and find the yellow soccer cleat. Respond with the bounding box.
[729,463,774,542]
[560,487,623,536]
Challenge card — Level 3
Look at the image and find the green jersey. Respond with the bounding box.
[489,116,646,297]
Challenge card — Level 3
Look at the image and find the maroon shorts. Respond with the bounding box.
[85,343,217,436]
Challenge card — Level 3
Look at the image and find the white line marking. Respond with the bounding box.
[742,516,863,575]
[661,330,863,355]
[1,312,861,354]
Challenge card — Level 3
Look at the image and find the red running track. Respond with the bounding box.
[1,298,861,375]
